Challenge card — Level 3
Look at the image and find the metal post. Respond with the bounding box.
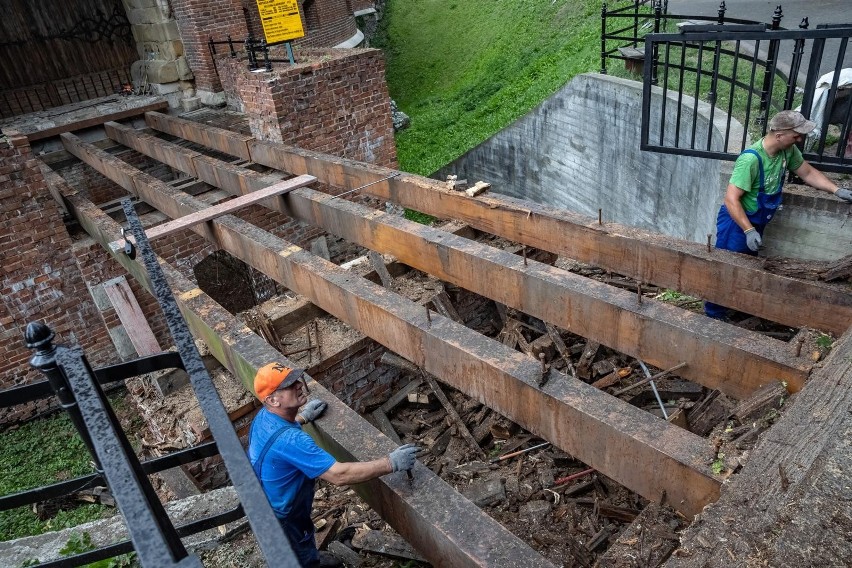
[246,35,257,70]
[638,360,669,420]
[601,3,608,74]
[652,0,662,85]
[633,0,640,48]
[286,41,296,65]
[262,39,272,71]
[27,322,101,471]
[717,1,726,25]
[758,6,784,117]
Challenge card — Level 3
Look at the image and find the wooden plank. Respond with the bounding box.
[198,129,850,336]
[368,251,394,288]
[140,175,315,242]
[26,101,168,141]
[103,123,812,399]
[60,193,554,568]
[371,408,402,444]
[60,132,723,516]
[101,275,160,356]
[422,372,485,459]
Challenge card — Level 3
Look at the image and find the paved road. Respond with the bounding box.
[666,0,851,81]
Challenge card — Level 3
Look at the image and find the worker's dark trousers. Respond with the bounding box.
[280,518,320,568]
[704,205,763,320]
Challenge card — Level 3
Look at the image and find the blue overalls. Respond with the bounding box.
[704,149,784,319]
[250,423,321,568]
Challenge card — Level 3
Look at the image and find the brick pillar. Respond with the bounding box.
[0,131,114,396]
[215,47,397,168]
[171,0,249,104]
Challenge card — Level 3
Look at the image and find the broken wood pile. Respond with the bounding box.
[763,251,852,282]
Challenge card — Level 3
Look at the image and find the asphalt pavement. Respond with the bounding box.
[665,0,851,81]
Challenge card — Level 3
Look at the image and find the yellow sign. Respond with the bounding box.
[256,0,305,43]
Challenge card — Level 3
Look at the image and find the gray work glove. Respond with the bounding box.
[388,443,419,472]
[835,187,852,203]
[298,399,327,423]
[744,228,762,252]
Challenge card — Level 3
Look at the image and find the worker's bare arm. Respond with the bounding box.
[319,458,392,486]
[723,183,752,231]
[794,161,839,194]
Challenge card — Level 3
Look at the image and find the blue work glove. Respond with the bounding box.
[387,443,419,472]
[835,187,852,203]
[744,228,762,252]
[298,399,327,423]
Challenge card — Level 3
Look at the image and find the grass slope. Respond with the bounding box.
[376,0,602,175]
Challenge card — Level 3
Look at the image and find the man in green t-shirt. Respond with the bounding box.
[705,110,852,319]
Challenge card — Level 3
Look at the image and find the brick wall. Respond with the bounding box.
[171,0,249,94]
[352,0,373,13]
[215,47,397,168]
[242,0,357,48]
[0,132,114,397]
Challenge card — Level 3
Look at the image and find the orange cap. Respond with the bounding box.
[254,363,304,400]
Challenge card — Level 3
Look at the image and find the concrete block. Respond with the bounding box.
[198,89,226,107]
[181,96,202,112]
[141,40,184,61]
[131,20,180,43]
[126,7,169,25]
[176,56,194,81]
[149,81,181,95]
[89,283,111,311]
[107,325,137,360]
[462,478,506,507]
[123,0,161,9]
[146,60,179,84]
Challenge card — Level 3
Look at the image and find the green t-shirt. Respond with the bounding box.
[728,140,804,213]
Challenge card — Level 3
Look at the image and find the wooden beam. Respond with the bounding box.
[25,101,169,142]
[144,112,849,335]
[94,124,810,398]
[118,175,315,244]
[57,189,556,568]
[59,132,722,517]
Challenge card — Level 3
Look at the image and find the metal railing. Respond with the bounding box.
[639,23,852,173]
[0,202,300,567]
[208,35,297,71]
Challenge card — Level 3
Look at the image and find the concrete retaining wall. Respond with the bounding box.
[437,73,732,244]
[438,73,851,260]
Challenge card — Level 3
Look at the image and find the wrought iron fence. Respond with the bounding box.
[208,35,297,71]
[639,23,852,173]
[0,202,300,567]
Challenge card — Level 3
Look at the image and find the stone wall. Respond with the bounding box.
[215,47,397,167]
[122,0,196,109]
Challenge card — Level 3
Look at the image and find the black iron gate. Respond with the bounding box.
[0,202,299,567]
[640,23,852,173]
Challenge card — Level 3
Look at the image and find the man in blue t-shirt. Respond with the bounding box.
[705,110,852,319]
[248,362,418,567]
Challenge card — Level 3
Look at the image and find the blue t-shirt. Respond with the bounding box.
[247,408,335,520]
